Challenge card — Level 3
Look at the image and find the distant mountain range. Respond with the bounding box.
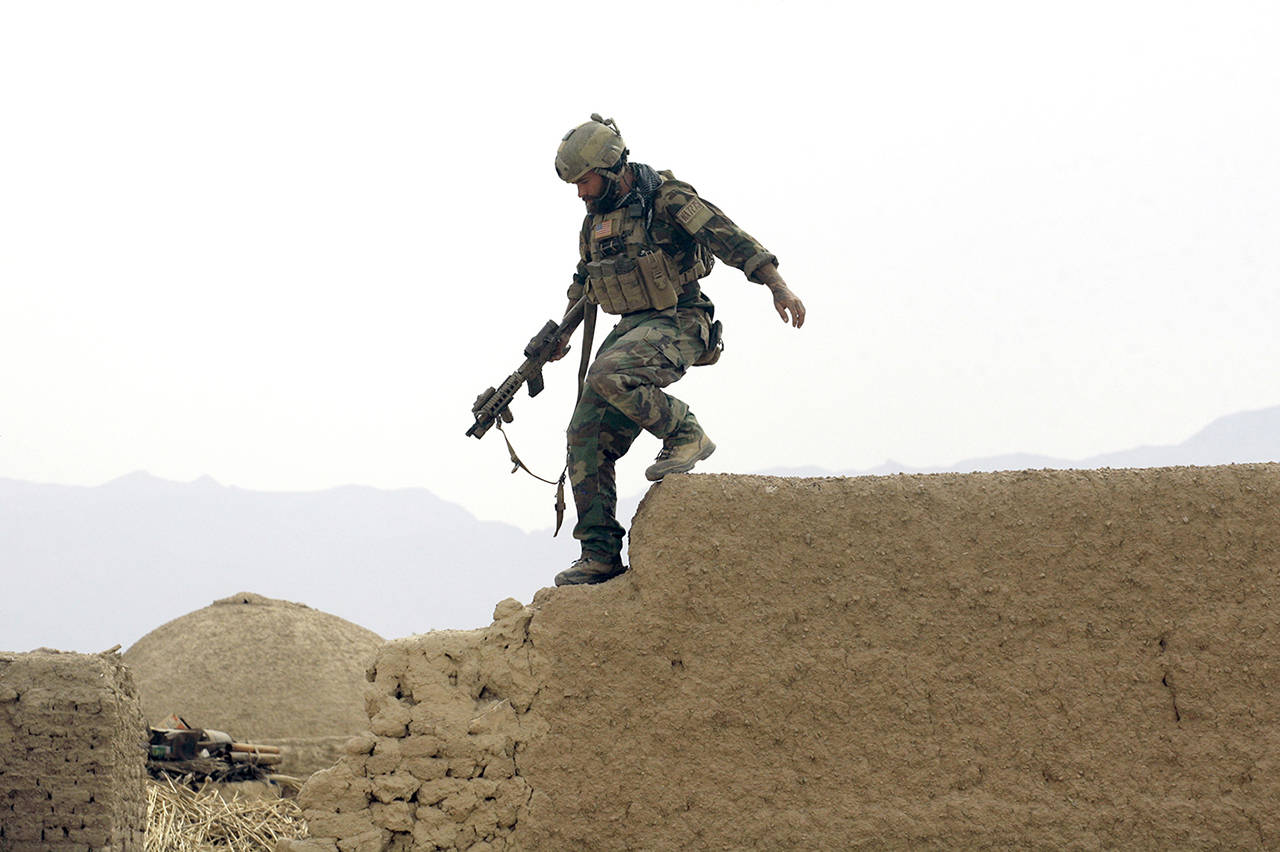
[3,405,1277,655]
[0,474,577,655]
[757,404,1280,477]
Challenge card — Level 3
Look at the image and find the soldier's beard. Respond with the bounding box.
[583,180,621,215]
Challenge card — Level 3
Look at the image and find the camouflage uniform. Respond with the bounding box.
[567,166,777,563]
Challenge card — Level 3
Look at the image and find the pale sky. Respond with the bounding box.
[3,1,1277,532]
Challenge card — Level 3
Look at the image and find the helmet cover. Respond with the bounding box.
[555,114,626,182]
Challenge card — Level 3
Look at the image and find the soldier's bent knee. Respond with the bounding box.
[585,369,612,400]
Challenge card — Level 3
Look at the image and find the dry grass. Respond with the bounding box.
[144,776,307,851]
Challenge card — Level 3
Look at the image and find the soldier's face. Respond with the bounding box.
[575,171,606,205]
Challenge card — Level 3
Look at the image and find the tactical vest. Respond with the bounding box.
[583,201,709,315]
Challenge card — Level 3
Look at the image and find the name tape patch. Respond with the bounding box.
[675,198,713,233]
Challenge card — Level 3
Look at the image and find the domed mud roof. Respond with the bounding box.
[124,592,382,740]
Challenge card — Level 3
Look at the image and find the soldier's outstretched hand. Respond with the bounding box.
[772,285,806,328]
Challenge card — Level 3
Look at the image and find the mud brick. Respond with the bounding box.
[369,800,414,832]
[398,734,443,758]
[371,772,420,804]
[27,712,80,732]
[305,809,380,839]
[22,695,72,713]
[2,818,44,841]
[60,784,95,804]
[67,825,110,847]
[38,823,71,841]
[402,756,448,782]
[9,789,55,817]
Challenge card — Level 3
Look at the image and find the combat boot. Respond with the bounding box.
[554,554,627,586]
[645,413,716,481]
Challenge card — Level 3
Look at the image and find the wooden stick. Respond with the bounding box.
[228,752,282,766]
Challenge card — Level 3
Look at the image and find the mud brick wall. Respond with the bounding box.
[0,649,148,851]
[284,599,539,852]
[293,464,1280,850]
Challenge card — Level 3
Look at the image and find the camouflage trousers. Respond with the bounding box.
[568,306,710,562]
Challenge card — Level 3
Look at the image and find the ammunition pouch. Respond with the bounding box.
[693,318,723,366]
[586,250,684,315]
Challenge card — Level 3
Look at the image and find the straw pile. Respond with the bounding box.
[144,777,307,851]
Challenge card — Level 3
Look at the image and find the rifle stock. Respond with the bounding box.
[466,296,588,439]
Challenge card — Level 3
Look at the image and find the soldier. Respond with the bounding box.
[551,114,805,587]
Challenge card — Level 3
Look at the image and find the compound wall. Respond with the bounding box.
[0,649,148,850]
[294,464,1280,850]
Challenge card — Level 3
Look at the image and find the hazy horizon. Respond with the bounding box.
[5,402,1278,656]
[7,402,1277,531]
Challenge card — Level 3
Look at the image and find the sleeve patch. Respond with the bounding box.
[675,197,714,233]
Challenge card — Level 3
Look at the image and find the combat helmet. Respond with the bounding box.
[555,114,627,183]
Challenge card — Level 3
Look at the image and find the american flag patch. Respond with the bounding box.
[593,219,613,239]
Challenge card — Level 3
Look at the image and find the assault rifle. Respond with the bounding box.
[466,296,588,439]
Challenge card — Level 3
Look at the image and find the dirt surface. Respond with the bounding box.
[297,465,1280,850]
[124,592,383,774]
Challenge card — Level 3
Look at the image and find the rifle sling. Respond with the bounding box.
[577,301,596,404]
[497,302,596,536]
[496,419,561,486]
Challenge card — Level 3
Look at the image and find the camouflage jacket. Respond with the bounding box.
[567,167,777,313]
